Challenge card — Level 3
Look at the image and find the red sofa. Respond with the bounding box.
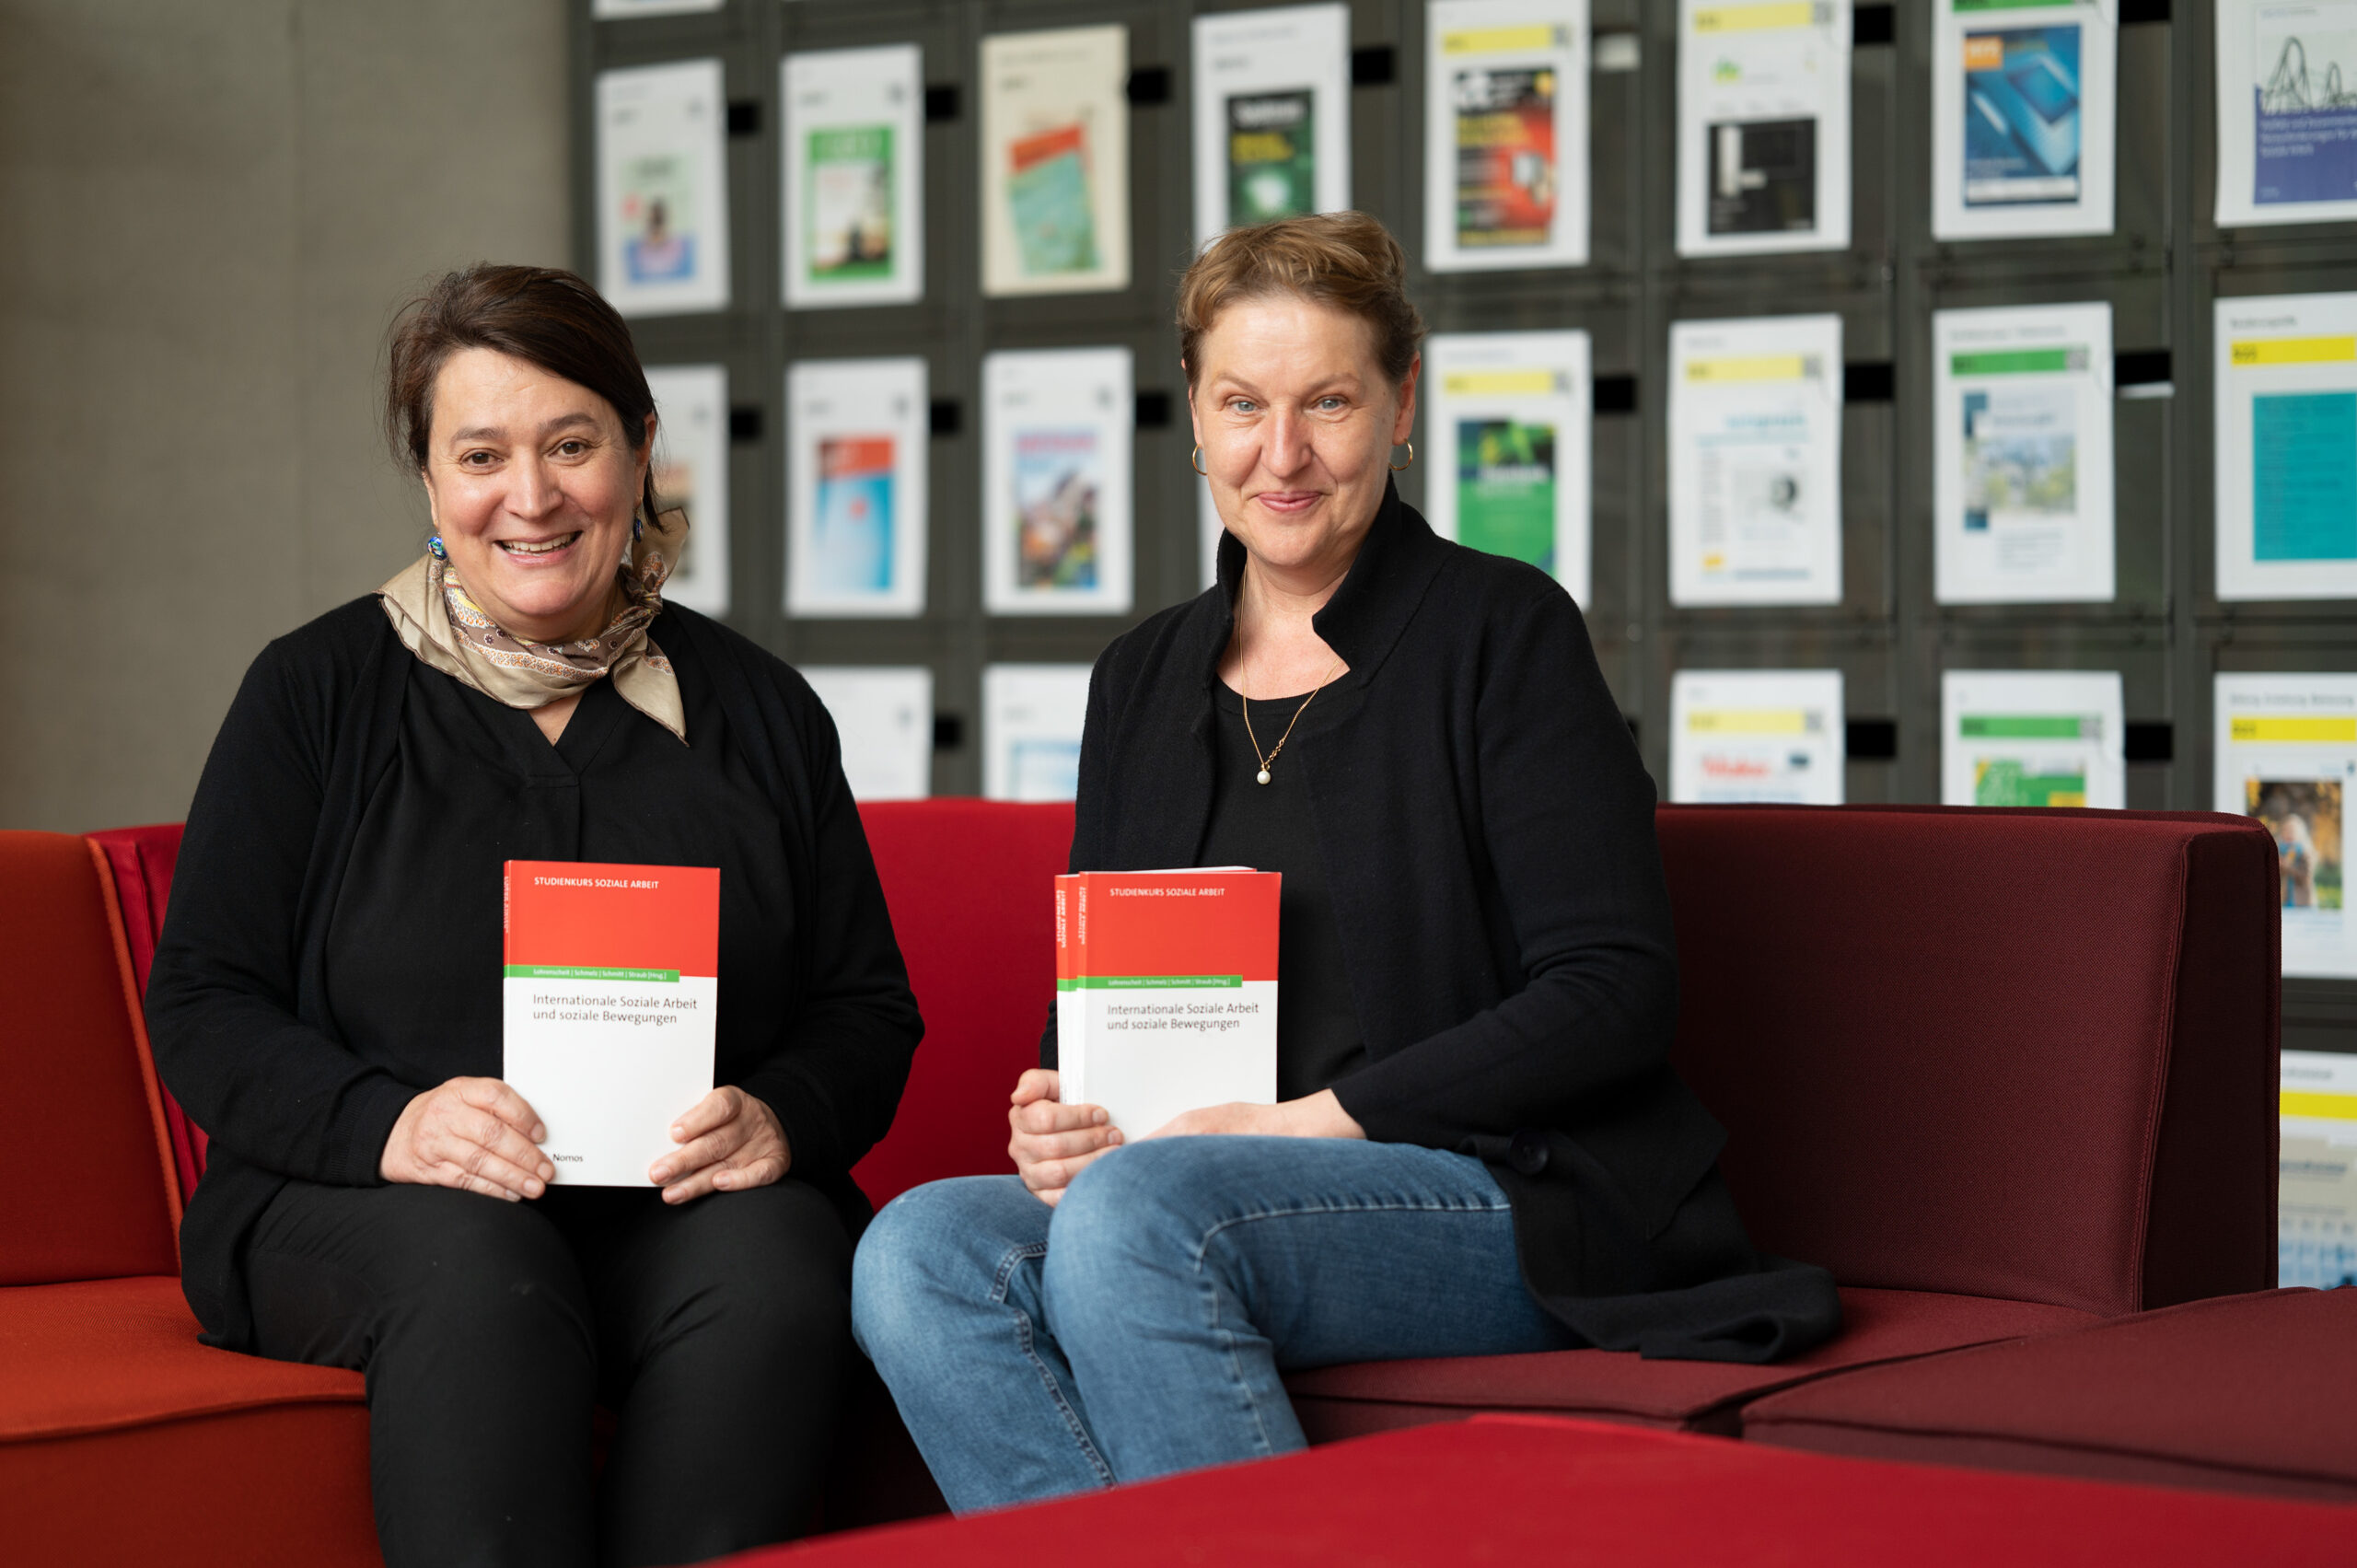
[1744,1284,2357,1500]
[2,800,2288,1562]
[0,831,377,1566]
[711,1415,2353,1568]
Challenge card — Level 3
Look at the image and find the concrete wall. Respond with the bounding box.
[0,0,571,831]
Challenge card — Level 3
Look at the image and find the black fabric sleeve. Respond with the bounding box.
[734,670,923,1187]
[1328,582,1680,1144]
[145,637,415,1187]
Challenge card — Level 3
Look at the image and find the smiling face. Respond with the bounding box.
[1187,293,1418,595]
[421,347,655,645]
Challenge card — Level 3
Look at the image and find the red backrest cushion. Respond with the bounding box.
[0,832,180,1283]
[87,823,205,1200]
[852,799,1075,1206]
[1659,806,2280,1317]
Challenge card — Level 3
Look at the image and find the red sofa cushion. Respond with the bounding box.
[87,823,205,1201]
[0,1275,375,1566]
[0,832,180,1284]
[1659,807,2279,1316]
[850,799,1075,1208]
[711,1413,2354,1568]
[1743,1287,2357,1502]
[1284,1286,2098,1437]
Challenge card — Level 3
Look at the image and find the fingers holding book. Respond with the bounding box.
[379,1075,555,1202]
[1007,1069,1121,1206]
[650,1085,791,1203]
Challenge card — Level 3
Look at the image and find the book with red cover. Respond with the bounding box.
[503,861,719,1185]
[1057,868,1280,1138]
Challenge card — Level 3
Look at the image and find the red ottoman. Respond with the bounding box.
[710,1413,2351,1567]
[1744,1287,2357,1502]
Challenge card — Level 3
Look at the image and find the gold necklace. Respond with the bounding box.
[1241,656,1345,784]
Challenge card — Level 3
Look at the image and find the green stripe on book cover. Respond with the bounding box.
[505,964,682,982]
[1056,975,1246,990]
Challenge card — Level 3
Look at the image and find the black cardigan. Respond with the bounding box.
[1045,485,1839,1363]
[145,598,922,1350]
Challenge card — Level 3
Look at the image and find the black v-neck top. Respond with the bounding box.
[147,599,921,1350]
[1200,681,1365,1101]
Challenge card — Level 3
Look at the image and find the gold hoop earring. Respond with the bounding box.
[1389,441,1415,472]
[1190,445,1209,477]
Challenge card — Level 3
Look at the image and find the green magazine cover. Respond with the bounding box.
[1226,89,1316,226]
[804,124,895,284]
[1457,417,1557,571]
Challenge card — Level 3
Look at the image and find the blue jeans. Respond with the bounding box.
[850,1136,1579,1513]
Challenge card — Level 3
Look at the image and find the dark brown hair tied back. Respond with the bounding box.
[385,263,662,529]
[1176,212,1426,389]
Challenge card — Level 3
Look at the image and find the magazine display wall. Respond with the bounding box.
[576,1,2357,1069]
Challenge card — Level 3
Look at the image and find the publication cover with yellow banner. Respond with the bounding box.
[1056,869,1280,1138]
[503,861,719,1185]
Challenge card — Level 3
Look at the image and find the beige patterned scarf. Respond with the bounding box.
[377,509,690,743]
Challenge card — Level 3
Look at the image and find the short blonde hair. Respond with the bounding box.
[1176,212,1425,389]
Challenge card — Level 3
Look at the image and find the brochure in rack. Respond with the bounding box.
[503,861,719,1186]
[1056,868,1280,1139]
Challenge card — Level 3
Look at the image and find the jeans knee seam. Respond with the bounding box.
[1184,1197,1515,1272]
[988,1241,1049,1305]
[995,1240,1116,1490]
[1201,1273,1283,1459]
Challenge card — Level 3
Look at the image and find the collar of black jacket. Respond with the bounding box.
[1203,477,1451,691]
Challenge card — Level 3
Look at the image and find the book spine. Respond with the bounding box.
[1066,873,1090,1107]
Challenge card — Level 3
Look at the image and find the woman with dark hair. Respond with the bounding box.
[852,213,1839,1512]
[145,263,921,1568]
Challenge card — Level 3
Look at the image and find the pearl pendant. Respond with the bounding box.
[1256,768,1271,785]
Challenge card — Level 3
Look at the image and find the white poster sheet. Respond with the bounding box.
[785,358,929,618]
[1670,669,1846,804]
[2214,293,2357,600]
[1933,0,2117,239]
[2280,1049,2357,1288]
[1423,0,1590,271]
[984,348,1134,616]
[1940,669,2124,809]
[981,26,1131,296]
[643,365,729,618]
[783,45,923,309]
[800,667,934,800]
[985,664,1095,801]
[1192,5,1353,249]
[1677,0,1852,256]
[1933,302,2116,604]
[2214,1,2357,228]
[1425,330,1593,605]
[1669,314,1844,606]
[597,60,730,317]
[2214,673,2357,978]
[593,0,720,17]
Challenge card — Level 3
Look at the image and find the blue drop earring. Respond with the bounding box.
[632,515,644,541]
[426,536,448,561]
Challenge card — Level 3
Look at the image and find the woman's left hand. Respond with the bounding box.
[650,1086,791,1203]
[1143,1088,1365,1141]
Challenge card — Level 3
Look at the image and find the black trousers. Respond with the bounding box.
[244,1177,854,1568]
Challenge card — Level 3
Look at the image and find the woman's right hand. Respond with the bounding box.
[1008,1069,1121,1206]
[379,1076,555,1202]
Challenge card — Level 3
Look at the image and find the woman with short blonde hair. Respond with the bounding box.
[853,213,1837,1512]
